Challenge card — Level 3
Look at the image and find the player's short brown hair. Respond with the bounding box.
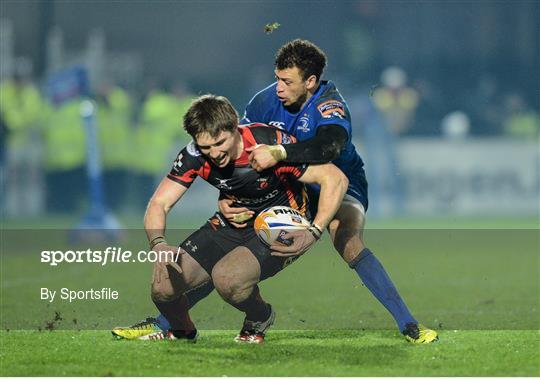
[183,94,239,138]
[275,39,327,81]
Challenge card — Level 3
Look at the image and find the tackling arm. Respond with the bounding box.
[248,124,347,172]
[282,124,348,163]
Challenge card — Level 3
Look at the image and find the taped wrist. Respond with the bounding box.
[268,144,287,161]
[232,212,252,223]
[149,236,167,250]
[308,223,323,240]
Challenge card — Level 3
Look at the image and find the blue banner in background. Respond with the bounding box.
[46,66,90,105]
[44,66,122,239]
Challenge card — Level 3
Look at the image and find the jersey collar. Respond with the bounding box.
[235,126,257,166]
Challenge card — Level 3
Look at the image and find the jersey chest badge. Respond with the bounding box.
[256,177,270,190]
[296,114,311,133]
[186,140,202,156]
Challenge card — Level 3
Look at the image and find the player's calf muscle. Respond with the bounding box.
[334,233,364,263]
[328,203,366,263]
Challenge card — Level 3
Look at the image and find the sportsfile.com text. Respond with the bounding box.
[40,247,180,266]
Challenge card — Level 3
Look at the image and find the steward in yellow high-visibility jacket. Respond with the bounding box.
[0,76,47,216]
[44,97,87,213]
[96,84,133,211]
[131,87,193,209]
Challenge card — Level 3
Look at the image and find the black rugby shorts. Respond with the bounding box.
[178,213,299,280]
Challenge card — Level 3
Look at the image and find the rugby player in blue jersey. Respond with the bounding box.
[224,39,437,343]
[114,40,437,343]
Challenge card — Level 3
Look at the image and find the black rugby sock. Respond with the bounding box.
[230,286,270,322]
[155,281,214,331]
[153,294,195,332]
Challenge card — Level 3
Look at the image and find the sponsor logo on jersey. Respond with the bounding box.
[215,178,233,190]
[317,100,345,119]
[269,121,285,129]
[186,140,202,156]
[281,133,293,145]
[297,115,310,133]
[257,177,269,190]
[234,189,280,205]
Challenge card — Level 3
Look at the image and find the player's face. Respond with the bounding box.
[275,67,308,108]
[195,130,241,168]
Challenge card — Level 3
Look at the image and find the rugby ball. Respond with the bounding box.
[254,206,310,246]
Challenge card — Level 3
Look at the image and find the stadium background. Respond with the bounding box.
[1,1,539,376]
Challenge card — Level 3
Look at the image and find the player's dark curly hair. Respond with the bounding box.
[275,39,327,81]
[184,94,238,138]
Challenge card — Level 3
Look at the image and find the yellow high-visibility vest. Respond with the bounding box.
[44,99,86,171]
[0,80,46,148]
[97,87,133,169]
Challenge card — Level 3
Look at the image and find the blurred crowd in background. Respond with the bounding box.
[1,1,538,219]
[0,64,197,217]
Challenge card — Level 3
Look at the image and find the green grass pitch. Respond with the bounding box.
[1,216,539,376]
[1,330,538,376]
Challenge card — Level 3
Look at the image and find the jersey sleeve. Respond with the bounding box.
[241,94,262,124]
[166,142,205,188]
[273,162,309,180]
[241,85,275,124]
[241,101,255,124]
[314,98,352,139]
[249,125,298,145]
[275,128,297,146]
[248,126,308,178]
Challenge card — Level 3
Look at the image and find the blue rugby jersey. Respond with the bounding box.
[241,80,365,181]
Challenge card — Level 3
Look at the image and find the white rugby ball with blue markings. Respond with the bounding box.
[254,206,310,246]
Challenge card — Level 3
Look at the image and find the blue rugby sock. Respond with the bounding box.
[156,314,171,331]
[350,248,417,332]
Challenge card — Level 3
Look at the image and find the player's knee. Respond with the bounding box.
[212,270,235,300]
[219,284,251,304]
[151,281,177,303]
[212,269,249,304]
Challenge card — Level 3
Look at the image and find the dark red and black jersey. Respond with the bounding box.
[167,124,310,221]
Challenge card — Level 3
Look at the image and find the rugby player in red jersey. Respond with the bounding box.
[113,94,347,342]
